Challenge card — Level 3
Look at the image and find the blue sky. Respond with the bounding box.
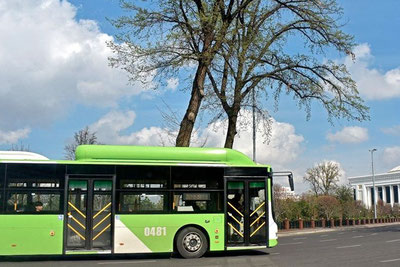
[0,0,399,192]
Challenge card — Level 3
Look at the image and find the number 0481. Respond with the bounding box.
[144,227,167,236]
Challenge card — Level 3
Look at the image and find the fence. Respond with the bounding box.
[277,217,400,231]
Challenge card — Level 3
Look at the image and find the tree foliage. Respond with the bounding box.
[316,195,340,220]
[204,0,369,148]
[109,0,369,148]
[274,189,400,222]
[335,185,354,203]
[109,0,254,147]
[64,126,98,160]
[303,161,342,196]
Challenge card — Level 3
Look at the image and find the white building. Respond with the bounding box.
[349,166,400,208]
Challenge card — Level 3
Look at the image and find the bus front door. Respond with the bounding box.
[226,180,267,247]
[65,178,113,253]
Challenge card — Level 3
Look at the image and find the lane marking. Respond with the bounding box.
[293,237,307,240]
[320,234,328,237]
[280,242,303,245]
[336,245,361,249]
[98,261,157,265]
[270,252,280,255]
[370,233,378,236]
[352,235,364,238]
[320,239,337,242]
[386,239,400,243]
[380,258,400,263]
[337,232,345,235]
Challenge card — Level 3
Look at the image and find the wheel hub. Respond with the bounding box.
[183,232,202,252]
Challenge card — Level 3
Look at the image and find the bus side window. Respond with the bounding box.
[171,167,224,189]
[173,192,222,213]
[4,164,63,214]
[5,192,61,213]
[116,166,169,189]
[6,193,25,212]
[119,192,166,213]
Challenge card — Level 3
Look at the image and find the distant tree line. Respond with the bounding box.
[274,161,400,222]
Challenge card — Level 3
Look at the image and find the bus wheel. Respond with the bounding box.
[176,227,208,258]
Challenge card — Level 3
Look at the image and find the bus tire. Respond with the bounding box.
[176,227,208,259]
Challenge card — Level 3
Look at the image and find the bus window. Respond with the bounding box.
[119,192,166,212]
[117,166,169,189]
[173,192,222,212]
[171,167,224,189]
[6,192,61,213]
[6,193,27,212]
[67,164,114,175]
[6,163,64,189]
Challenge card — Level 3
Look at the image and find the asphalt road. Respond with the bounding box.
[2,224,400,267]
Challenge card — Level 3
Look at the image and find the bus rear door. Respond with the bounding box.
[64,177,114,253]
[225,179,267,248]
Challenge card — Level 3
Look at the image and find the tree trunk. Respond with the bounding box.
[175,63,207,147]
[224,107,240,148]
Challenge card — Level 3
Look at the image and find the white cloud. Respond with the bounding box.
[381,125,400,136]
[202,114,304,168]
[166,78,179,91]
[0,0,154,130]
[307,160,347,186]
[89,109,304,169]
[345,43,400,100]
[326,126,369,144]
[90,110,168,146]
[383,146,400,167]
[0,128,31,145]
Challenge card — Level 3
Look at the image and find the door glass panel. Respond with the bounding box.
[69,180,88,191]
[249,181,266,244]
[92,193,112,248]
[67,180,87,248]
[94,180,112,191]
[227,181,244,244]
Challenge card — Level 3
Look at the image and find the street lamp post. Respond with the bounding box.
[252,88,256,162]
[369,148,377,219]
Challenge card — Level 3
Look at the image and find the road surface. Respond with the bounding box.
[1,224,400,266]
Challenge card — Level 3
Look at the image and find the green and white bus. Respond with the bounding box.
[0,145,293,258]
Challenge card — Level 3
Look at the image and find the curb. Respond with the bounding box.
[277,222,400,237]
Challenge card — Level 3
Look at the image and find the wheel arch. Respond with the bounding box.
[173,224,210,253]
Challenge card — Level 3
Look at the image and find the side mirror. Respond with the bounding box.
[272,171,295,191]
[288,173,294,191]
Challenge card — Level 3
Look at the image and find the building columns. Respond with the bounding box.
[390,185,394,207]
[362,185,368,207]
[397,184,400,205]
[382,186,386,204]
[366,187,371,209]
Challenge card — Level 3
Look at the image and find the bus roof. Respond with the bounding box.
[0,151,49,160]
[0,145,270,168]
[75,145,260,167]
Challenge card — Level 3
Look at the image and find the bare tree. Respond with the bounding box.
[64,126,98,160]
[8,142,31,151]
[108,0,254,147]
[304,161,342,196]
[156,99,208,147]
[273,184,286,221]
[317,195,341,220]
[204,0,368,148]
[109,0,368,149]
